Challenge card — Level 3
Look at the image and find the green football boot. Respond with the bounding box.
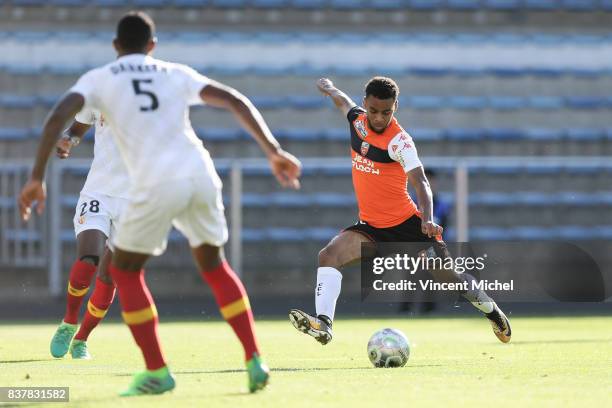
[70,339,91,360]
[50,322,78,358]
[246,353,270,393]
[119,366,176,397]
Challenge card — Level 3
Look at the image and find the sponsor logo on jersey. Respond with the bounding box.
[361,141,370,156]
[352,154,380,175]
[354,119,368,139]
[392,144,398,152]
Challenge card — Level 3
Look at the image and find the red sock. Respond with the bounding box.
[201,261,260,361]
[109,264,166,371]
[74,278,116,341]
[64,260,97,324]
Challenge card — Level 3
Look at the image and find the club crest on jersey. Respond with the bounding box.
[78,216,85,225]
[354,119,368,139]
[360,141,370,156]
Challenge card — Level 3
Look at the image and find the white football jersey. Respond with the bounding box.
[69,54,214,189]
[75,107,130,199]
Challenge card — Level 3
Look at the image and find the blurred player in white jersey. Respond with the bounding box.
[48,107,128,361]
[20,11,301,396]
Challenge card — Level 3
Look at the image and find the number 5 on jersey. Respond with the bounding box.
[132,79,159,111]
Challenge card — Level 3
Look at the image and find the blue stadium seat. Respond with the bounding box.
[287,95,326,109]
[485,128,524,140]
[470,227,508,241]
[39,95,61,108]
[173,0,211,6]
[0,197,15,209]
[322,128,348,141]
[408,67,450,77]
[251,0,289,7]
[528,96,564,110]
[488,96,524,110]
[446,0,482,10]
[406,96,443,109]
[290,0,328,8]
[0,95,37,109]
[11,0,48,5]
[94,0,131,5]
[50,0,84,5]
[486,67,525,77]
[531,34,565,45]
[408,0,443,9]
[470,192,510,206]
[524,128,563,141]
[266,228,304,242]
[454,67,486,77]
[211,0,247,7]
[565,96,605,110]
[524,0,558,10]
[565,128,604,141]
[410,128,444,142]
[242,229,267,242]
[484,0,521,10]
[528,67,563,77]
[61,195,79,208]
[447,96,487,110]
[445,128,485,141]
[370,0,406,9]
[330,0,365,8]
[594,226,612,239]
[276,128,321,141]
[561,0,597,10]
[554,226,592,240]
[133,0,169,6]
[196,128,243,141]
[524,165,561,175]
[511,227,552,241]
[255,32,295,43]
[5,230,41,242]
[567,67,603,78]
[562,165,599,175]
[5,65,42,76]
[555,192,593,206]
[515,192,554,206]
[594,192,612,205]
[270,193,308,207]
[0,128,30,141]
[250,95,285,109]
[311,193,355,207]
[601,0,612,10]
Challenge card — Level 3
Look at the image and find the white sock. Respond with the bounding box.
[460,273,495,314]
[315,267,343,321]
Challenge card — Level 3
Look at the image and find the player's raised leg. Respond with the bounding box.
[193,244,269,393]
[108,248,175,396]
[71,247,116,359]
[290,230,370,345]
[50,229,105,358]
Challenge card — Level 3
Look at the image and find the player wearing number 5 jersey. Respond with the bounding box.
[289,77,511,346]
[20,11,302,396]
[48,108,129,361]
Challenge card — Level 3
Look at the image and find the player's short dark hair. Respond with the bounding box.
[116,11,155,52]
[365,76,399,101]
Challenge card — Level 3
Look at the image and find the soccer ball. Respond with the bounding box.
[367,328,410,368]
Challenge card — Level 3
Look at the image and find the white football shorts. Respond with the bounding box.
[73,191,129,248]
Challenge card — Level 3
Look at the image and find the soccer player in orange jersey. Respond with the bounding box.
[289,77,511,345]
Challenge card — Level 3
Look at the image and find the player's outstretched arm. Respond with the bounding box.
[407,166,443,238]
[200,80,302,189]
[19,93,85,221]
[56,121,91,159]
[316,78,356,116]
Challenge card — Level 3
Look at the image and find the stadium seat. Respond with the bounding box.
[406,96,444,110]
[488,96,524,110]
[445,128,485,141]
[565,96,605,110]
[410,128,444,142]
[524,128,563,141]
[484,0,521,10]
[94,0,129,6]
[196,128,244,141]
[0,95,37,109]
[211,0,247,7]
[133,0,170,6]
[0,128,29,141]
[49,0,85,5]
[446,0,482,10]
[369,0,406,9]
[485,128,524,141]
[290,0,328,8]
[448,96,487,110]
[561,0,597,11]
[528,96,564,110]
[0,197,15,209]
[407,0,443,9]
[565,128,604,141]
[524,0,558,10]
[251,0,289,8]
[330,0,365,9]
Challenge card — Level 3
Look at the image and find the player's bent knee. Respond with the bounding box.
[79,255,100,266]
[318,246,341,269]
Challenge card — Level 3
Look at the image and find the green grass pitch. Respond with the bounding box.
[1,316,611,407]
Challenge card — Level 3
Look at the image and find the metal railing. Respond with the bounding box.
[1,156,610,296]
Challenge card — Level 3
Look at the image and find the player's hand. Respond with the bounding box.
[56,137,72,159]
[421,220,443,238]
[268,149,302,190]
[316,78,336,96]
[19,179,46,222]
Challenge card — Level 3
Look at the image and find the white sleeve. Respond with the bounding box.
[175,64,211,106]
[388,131,422,173]
[74,106,96,126]
[69,69,100,112]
